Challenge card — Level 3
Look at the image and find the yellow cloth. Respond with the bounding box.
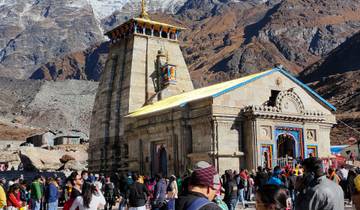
[354,175,360,192]
[0,184,6,208]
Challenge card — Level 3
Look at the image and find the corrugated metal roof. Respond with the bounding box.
[127,69,275,117]
[126,67,336,118]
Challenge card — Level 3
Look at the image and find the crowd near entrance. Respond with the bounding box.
[277,134,296,159]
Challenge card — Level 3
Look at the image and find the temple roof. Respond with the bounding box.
[127,67,336,118]
[105,17,186,40]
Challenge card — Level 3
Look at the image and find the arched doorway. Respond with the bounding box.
[151,143,168,177]
[277,134,296,158]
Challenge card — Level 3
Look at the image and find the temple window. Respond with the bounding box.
[268,90,280,106]
[145,28,152,36]
[169,32,176,40]
[154,30,160,37]
[161,64,177,86]
[161,31,168,38]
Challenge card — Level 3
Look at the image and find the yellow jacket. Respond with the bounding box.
[0,184,6,208]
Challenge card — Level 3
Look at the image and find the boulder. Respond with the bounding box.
[60,154,75,163]
[63,160,87,171]
[20,147,63,171]
[19,146,88,171]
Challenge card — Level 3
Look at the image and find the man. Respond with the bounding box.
[69,172,83,199]
[295,157,344,210]
[267,166,283,186]
[46,177,59,210]
[30,175,43,210]
[127,173,149,210]
[103,176,116,210]
[255,166,268,190]
[152,174,167,210]
[224,173,238,210]
[176,161,222,210]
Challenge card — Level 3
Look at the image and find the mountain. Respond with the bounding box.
[0,0,360,143]
[18,0,360,86]
[0,77,98,136]
[0,0,186,80]
[300,31,360,144]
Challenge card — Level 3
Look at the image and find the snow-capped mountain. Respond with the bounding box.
[87,0,187,20]
[0,0,187,80]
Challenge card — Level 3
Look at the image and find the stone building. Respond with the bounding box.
[89,10,336,175]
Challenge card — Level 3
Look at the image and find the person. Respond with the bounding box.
[255,166,268,190]
[81,171,90,183]
[267,166,283,186]
[70,172,83,199]
[223,173,238,210]
[176,161,222,210]
[237,168,247,209]
[30,176,42,210]
[127,173,150,210]
[256,184,290,210]
[347,169,357,204]
[70,182,106,210]
[118,174,129,210]
[352,174,360,209]
[64,172,83,210]
[167,175,178,210]
[327,168,340,184]
[103,176,116,210]
[46,177,59,210]
[152,174,167,210]
[19,180,30,207]
[7,184,23,210]
[246,172,255,201]
[295,157,344,210]
[287,170,296,204]
[0,178,7,210]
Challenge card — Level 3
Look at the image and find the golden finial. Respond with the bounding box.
[140,0,150,19]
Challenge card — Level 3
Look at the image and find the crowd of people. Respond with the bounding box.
[1,157,360,210]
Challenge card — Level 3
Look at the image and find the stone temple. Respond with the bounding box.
[89,9,336,175]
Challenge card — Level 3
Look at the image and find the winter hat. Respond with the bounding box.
[191,161,220,189]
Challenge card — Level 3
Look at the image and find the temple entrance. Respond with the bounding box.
[151,143,168,177]
[277,134,296,158]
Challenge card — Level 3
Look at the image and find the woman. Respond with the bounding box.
[7,184,23,210]
[70,182,106,210]
[256,184,291,210]
[166,175,178,210]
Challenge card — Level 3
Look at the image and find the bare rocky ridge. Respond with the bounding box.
[0,77,98,138]
[0,0,359,145]
[301,31,360,145]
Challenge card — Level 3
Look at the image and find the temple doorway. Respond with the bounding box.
[151,143,168,177]
[277,134,296,158]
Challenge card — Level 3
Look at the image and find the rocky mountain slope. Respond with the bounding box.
[0,0,359,144]
[301,31,360,144]
[0,77,98,138]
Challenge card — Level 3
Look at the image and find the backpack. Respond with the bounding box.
[63,198,75,210]
[186,197,211,210]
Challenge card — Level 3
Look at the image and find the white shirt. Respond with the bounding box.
[340,168,348,179]
[70,191,106,210]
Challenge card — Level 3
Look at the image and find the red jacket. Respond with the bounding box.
[7,192,22,208]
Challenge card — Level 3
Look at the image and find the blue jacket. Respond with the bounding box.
[267,176,283,186]
[47,183,59,203]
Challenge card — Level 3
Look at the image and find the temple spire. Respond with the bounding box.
[140,0,150,19]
